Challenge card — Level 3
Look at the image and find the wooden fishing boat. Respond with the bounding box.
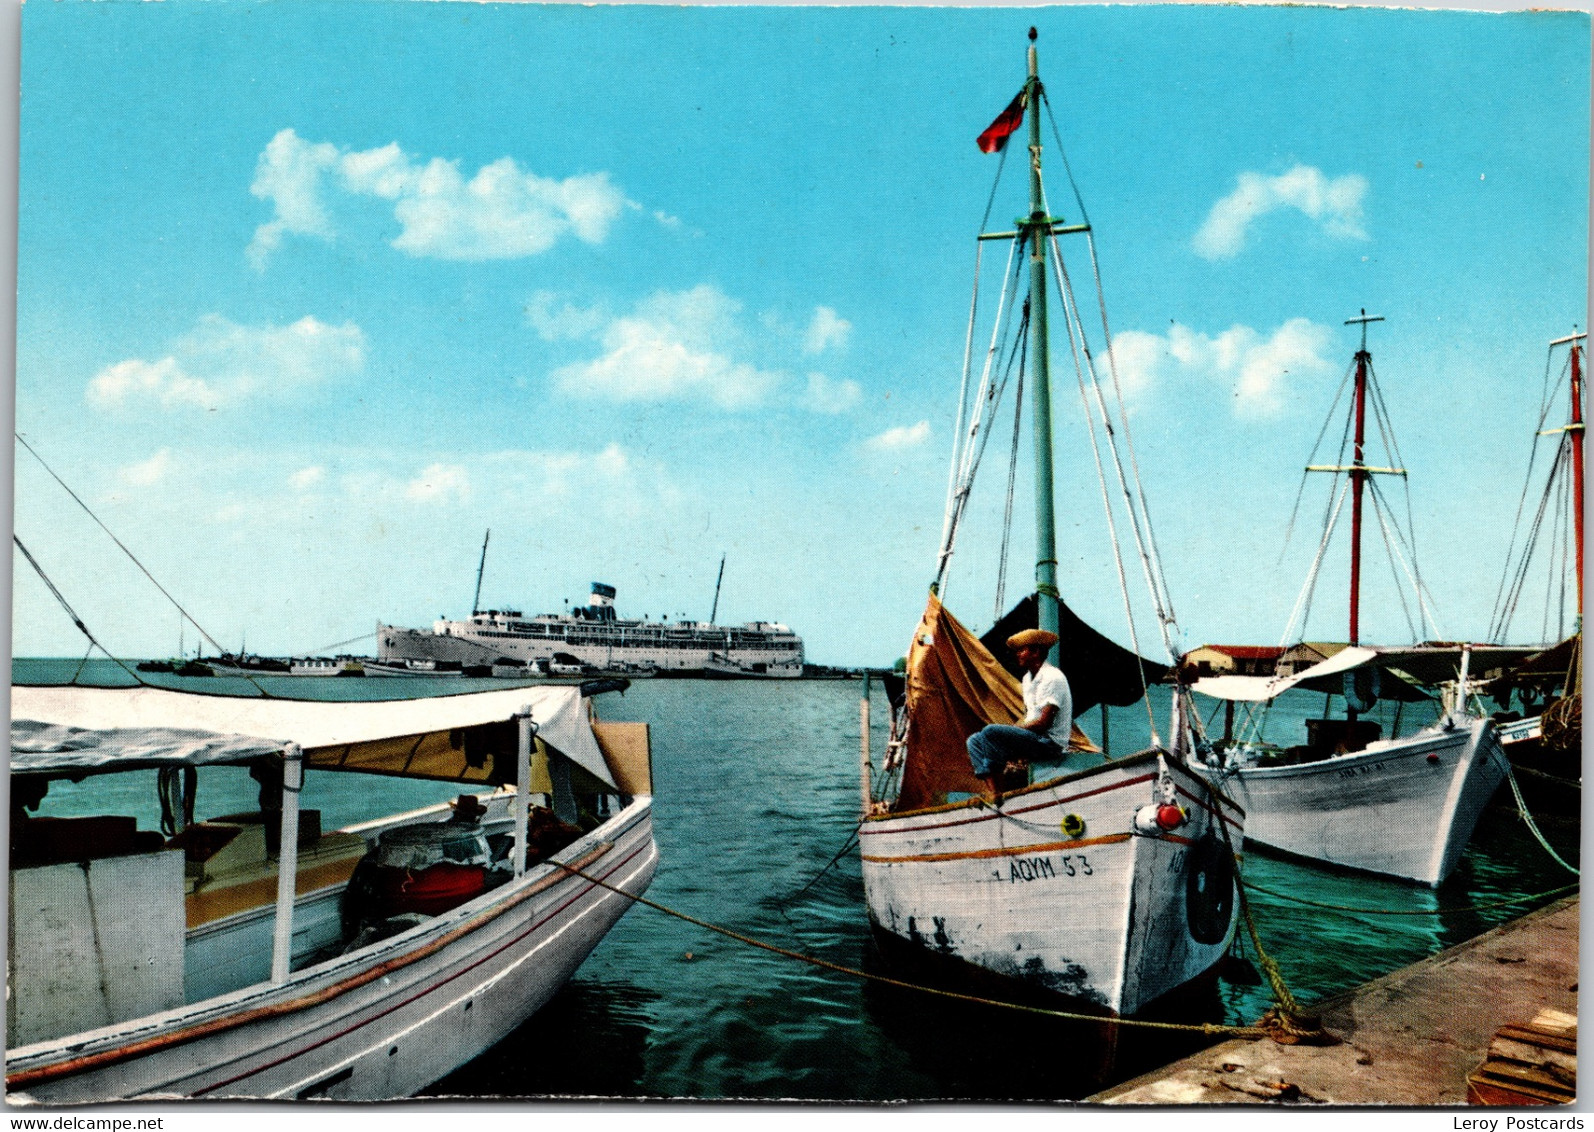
[7,682,656,1102]
[1192,316,1508,886]
[859,32,1245,1019]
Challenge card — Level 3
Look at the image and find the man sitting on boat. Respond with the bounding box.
[966,628,1073,797]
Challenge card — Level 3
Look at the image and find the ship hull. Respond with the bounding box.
[8,801,657,1103]
[1202,716,1507,886]
[859,754,1243,1018]
[379,623,803,678]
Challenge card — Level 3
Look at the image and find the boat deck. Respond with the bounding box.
[1090,895,1579,1105]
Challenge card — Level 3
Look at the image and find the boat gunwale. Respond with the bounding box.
[5,797,654,1088]
[1216,719,1485,782]
[864,749,1243,831]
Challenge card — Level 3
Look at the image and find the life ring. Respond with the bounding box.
[1186,833,1236,945]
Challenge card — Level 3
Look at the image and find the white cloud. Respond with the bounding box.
[866,421,931,451]
[247,129,342,271]
[1193,165,1369,260]
[403,463,470,503]
[803,306,852,355]
[118,448,173,487]
[1113,318,1336,417]
[289,466,325,491]
[87,315,365,412]
[248,128,628,267]
[552,284,781,410]
[525,291,607,342]
[801,373,862,414]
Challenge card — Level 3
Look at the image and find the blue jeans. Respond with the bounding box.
[966,725,1062,777]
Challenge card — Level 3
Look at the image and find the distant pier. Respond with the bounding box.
[1092,896,1578,1105]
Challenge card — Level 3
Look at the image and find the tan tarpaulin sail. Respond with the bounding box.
[895,592,1096,813]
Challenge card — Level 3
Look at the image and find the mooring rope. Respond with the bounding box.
[1505,763,1581,876]
[1200,778,1335,1045]
[1240,878,1578,917]
[551,858,1276,1039]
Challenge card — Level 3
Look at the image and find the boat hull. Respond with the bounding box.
[1204,716,1506,886]
[7,799,657,1103]
[860,754,1243,1018]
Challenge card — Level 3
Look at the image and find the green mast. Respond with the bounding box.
[1024,28,1060,665]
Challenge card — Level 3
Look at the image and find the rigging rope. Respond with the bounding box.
[1241,878,1577,918]
[936,240,1026,595]
[16,433,273,698]
[994,365,1026,621]
[551,857,1277,1039]
[1046,238,1158,743]
[1505,762,1580,876]
[1278,477,1351,648]
[1280,361,1356,564]
[13,535,148,686]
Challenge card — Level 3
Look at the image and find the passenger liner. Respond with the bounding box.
[378,583,804,678]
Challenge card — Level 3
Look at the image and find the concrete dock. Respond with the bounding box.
[1093,895,1579,1105]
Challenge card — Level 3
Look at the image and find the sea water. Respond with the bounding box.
[11,661,1580,1101]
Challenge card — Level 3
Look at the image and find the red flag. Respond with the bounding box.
[976,89,1027,154]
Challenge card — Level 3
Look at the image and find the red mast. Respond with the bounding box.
[1344,310,1384,647]
[1571,339,1584,620]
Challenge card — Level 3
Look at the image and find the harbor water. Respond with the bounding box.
[12,661,1580,1101]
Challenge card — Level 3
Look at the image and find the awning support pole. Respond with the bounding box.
[515,706,535,877]
[270,742,304,985]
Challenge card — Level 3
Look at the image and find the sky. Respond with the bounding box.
[10,2,1590,667]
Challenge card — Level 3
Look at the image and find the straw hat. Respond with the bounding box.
[1006,628,1059,651]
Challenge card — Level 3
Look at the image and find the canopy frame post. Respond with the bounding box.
[270,742,304,985]
[514,706,536,877]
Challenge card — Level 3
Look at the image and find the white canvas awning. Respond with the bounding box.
[9,684,616,788]
[1191,644,1533,704]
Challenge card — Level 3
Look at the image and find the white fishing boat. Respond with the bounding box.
[362,657,466,679]
[6,681,657,1102]
[860,32,1244,1019]
[1194,646,1509,886]
[1192,314,1508,887]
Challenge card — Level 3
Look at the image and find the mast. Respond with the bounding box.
[471,529,491,616]
[1344,310,1384,648]
[1570,338,1584,623]
[1024,27,1061,664]
[710,553,726,624]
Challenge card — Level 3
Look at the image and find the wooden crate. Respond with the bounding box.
[1467,1008,1577,1106]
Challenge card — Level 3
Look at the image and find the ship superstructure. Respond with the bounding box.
[379,583,804,677]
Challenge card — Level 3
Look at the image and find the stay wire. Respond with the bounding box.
[16,432,274,698]
[13,535,147,686]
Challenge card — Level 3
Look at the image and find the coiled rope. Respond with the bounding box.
[552,858,1276,1040]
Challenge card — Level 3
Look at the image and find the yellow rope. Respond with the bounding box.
[1200,778,1336,1045]
[1242,878,1578,917]
[551,858,1271,1039]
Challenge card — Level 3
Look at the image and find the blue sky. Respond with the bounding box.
[12,2,1589,665]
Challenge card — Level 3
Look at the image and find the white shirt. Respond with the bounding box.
[1022,663,1073,748]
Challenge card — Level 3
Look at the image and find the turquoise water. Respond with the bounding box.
[12,661,1580,1100]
